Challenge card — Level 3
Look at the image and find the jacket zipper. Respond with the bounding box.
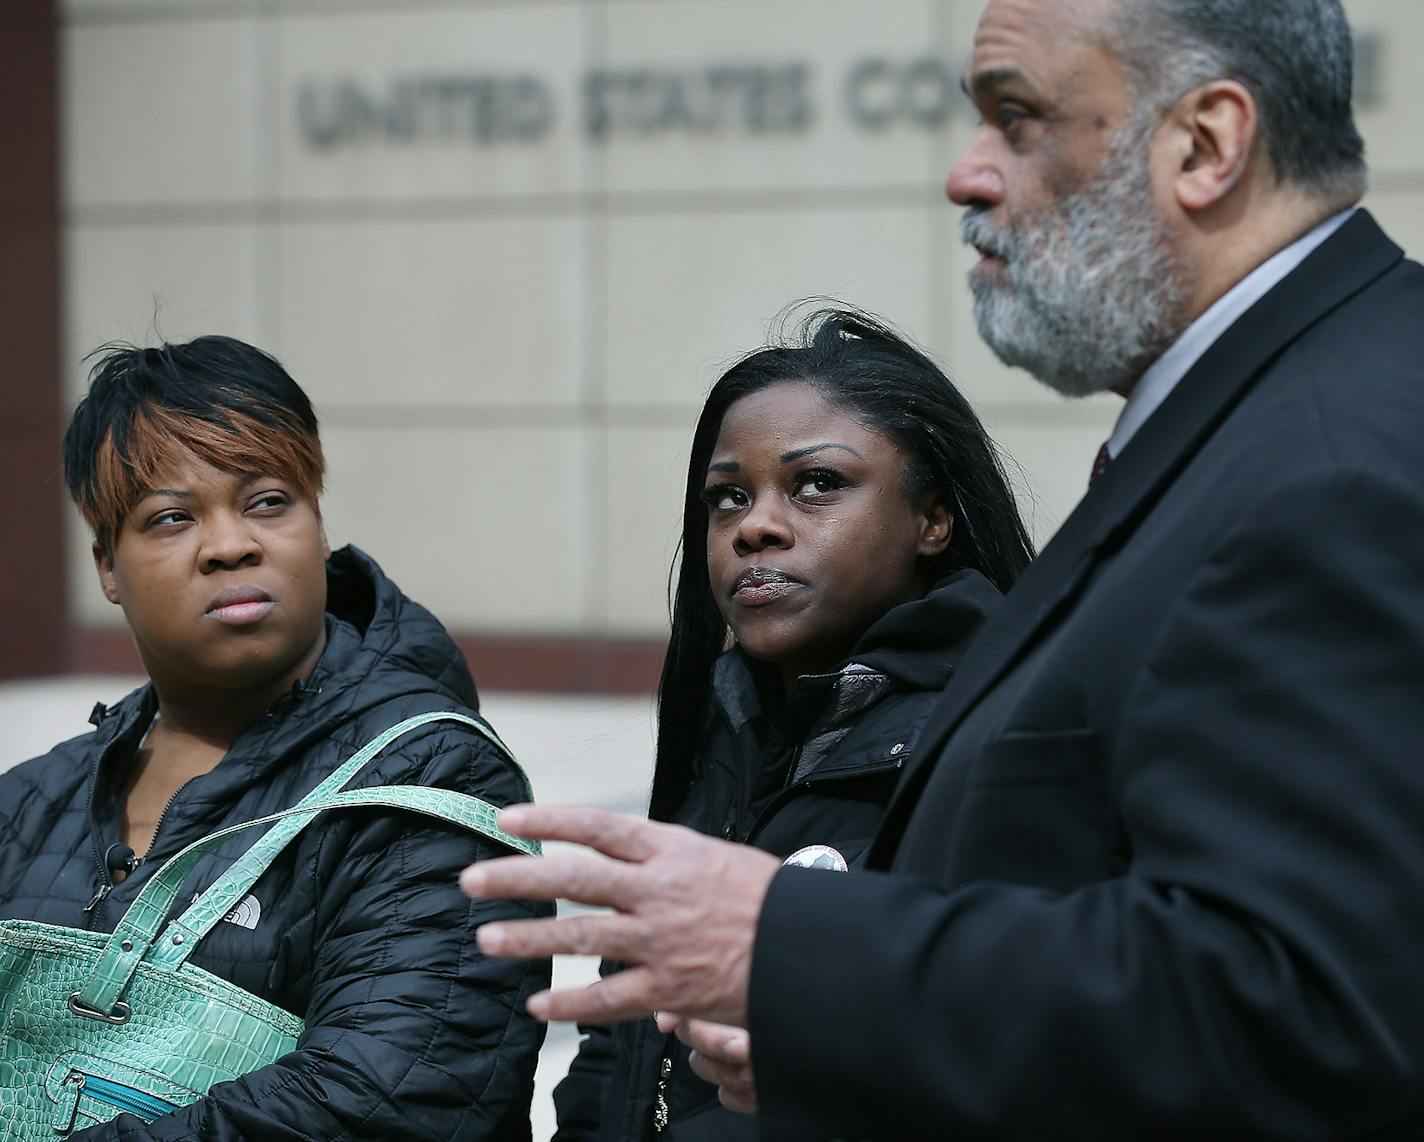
[79,682,300,928]
[139,780,191,864]
[86,780,188,928]
[652,1052,672,1132]
[83,713,133,931]
[716,703,750,845]
[84,717,190,930]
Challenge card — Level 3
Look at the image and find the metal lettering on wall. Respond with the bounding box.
[298,35,1382,151]
[298,57,963,149]
[299,75,556,147]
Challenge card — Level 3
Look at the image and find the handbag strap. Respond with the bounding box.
[154,710,526,939]
[149,783,534,969]
[297,710,528,806]
[75,711,535,1018]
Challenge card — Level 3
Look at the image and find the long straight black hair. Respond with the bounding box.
[649,306,1035,821]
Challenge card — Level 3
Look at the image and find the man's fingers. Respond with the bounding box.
[460,852,634,908]
[494,804,662,863]
[687,1049,753,1089]
[477,912,648,961]
[679,1017,756,1114]
[714,1082,758,1116]
[528,964,660,1024]
[687,1051,758,1114]
[675,1018,750,1063]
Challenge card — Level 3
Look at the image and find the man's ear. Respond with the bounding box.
[93,542,121,605]
[318,513,332,562]
[918,497,954,559]
[1163,80,1258,213]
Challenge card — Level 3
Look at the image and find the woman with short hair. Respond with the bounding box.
[0,336,547,1138]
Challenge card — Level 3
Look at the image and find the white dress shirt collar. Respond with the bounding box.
[1106,207,1357,459]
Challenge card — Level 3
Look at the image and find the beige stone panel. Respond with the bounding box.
[1362,190,1424,261]
[63,222,264,404]
[604,204,939,408]
[318,425,588,631]
[63,19,260,207]
[272,215,585,409]
[983,412,1117,549]
[64,0,255,14]
[275,6,587,201]
[265,0,563,9]
[598,0,954,193]
[1345,0,1424,175]
[601,424,691,634]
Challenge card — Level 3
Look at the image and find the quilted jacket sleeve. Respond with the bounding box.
[81,730,552,1141]
[551,956,633,1141]
[551,1019,619,1141]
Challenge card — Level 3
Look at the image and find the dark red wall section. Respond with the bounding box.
[0,0,66,679]
[73,628,664,696]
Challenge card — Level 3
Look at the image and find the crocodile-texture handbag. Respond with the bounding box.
[0,711,539,1137]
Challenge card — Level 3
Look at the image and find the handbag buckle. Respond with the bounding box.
[67,992,131,1025]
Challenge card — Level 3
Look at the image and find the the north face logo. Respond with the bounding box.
[191,892,262,930]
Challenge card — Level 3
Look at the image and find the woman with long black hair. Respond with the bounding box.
[553,306,1034,1141]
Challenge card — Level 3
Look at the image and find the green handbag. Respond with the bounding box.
[0,711,539,1137]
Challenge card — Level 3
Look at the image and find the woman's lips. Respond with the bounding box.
[204,586,275,626]
[732,570,803,607]
[207,600,276,625]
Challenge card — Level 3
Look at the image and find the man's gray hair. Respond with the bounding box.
[1112,0,1367,199]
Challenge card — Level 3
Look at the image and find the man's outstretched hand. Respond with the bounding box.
[459,805,781,1028]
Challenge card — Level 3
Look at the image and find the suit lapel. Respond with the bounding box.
[871,211,1404,858]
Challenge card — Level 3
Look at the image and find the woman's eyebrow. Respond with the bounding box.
[780,443,864,463]
[707,460,740,474]
[135,487,193,502]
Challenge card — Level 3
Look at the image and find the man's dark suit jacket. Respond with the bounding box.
[749,210,1424,1140]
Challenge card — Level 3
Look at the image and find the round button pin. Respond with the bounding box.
[783,844,849,872]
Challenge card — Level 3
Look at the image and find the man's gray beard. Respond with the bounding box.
[963,118,1189,398]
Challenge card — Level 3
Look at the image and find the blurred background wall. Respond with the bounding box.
[4,0,1422,690]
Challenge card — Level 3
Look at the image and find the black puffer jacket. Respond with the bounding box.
[552,570,1000,1142]
[0,546,549,1140]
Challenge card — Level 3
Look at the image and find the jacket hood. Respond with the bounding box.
[708,568,1000,760]
[843,568,1001,691]
[320,544,479,714]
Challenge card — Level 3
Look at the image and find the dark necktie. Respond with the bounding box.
[1090,442,1113,486]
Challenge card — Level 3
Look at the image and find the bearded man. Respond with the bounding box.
[462,1,1424,1137]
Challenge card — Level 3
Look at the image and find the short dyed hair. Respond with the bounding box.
[64,336,325,553]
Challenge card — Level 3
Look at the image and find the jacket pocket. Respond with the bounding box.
[966,726,1096,788]
[951,726,1126,891]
